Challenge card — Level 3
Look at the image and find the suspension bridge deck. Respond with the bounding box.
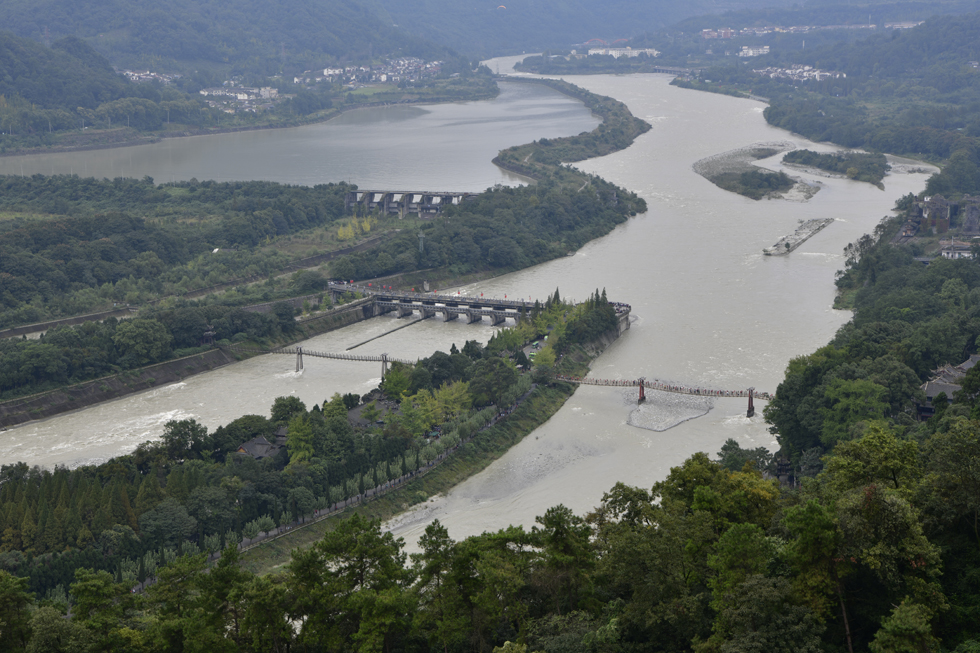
[555,375,773,400]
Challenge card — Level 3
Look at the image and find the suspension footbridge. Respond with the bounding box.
[555,375,772,417]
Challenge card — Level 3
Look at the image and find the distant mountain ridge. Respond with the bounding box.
[377,0,803,56]
[0,0,455,75]
[0,34,131,112]
[1,0,817,68]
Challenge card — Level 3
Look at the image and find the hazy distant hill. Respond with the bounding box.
[0,0,455,75]
[0,31,220,138]
[0,32,131,111]
[376,0,802,56]
[663,0,980,34]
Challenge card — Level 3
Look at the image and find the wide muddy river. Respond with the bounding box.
[0,56,934,552]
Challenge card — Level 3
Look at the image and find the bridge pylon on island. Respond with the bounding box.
[289,345,393,379]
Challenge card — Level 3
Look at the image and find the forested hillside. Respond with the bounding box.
[0,0,806,63]
[0,176,355,328]
[667,0,980,34]
[766,207,980,461]
[0,293,613,597]
[3,416,979,652]
[0,0,453,75]
[517,0,980,75]
[0,27,495,155]
[668,11,980,197]
[0,32,208,136]
[378,0,800,56]
[0,34,129,112]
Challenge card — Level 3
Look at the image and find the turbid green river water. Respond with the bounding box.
[0,56,935,551]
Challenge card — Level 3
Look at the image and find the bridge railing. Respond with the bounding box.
[555,374,772,400]
[226,344,414,366]
[276,347,414,365]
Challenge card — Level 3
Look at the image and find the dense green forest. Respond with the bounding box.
[3,416,979,652]
[666,11,980,197]
[782,150,890,187]
[0,292,616,597]
[0,28,494,154]
[765,202,980,461]
[0,32,213,138]
[0,176,354,327]
[0,0,456,76]
[0,299,308,400]
[0,169,640,326]
[4,201,979,653]
[377,0,792,57]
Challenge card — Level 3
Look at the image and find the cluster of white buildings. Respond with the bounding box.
[586,47,659,58]
[294,57,445,86]
[198,85,282,113]
[753,64,846,81]
[702,21,922,39]
[117,69,182,84]
[737,46,770,57]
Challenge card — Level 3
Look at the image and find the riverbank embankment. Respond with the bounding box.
[0,298,375,428]
[0,75,648,429]
[0,87,500,158]
[238,331,615,575]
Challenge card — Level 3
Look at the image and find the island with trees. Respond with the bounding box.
[782,150,890,188]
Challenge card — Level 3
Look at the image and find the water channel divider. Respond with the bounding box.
[236,384,536,555]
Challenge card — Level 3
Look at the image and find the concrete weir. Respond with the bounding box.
[330,282,632,331]
[345,190,478,217]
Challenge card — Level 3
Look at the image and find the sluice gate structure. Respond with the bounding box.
[345,190,479,217]
[234,285,768,418]
[327,282,632,333]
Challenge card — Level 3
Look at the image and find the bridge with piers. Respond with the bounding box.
[555,375,772,417]
[231,288,767,415]
[227,344,770,415]
[327,282,632,332]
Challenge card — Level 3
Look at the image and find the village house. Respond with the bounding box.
[940,240,976,259]
[235,426,288,460]
[919,354,980,417]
